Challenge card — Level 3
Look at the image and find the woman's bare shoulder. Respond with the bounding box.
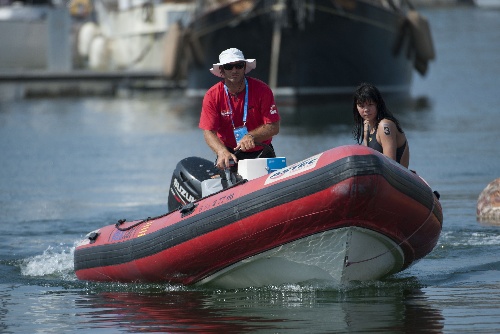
[378,119,397,136]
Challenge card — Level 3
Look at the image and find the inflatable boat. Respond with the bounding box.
[74,145,443,288]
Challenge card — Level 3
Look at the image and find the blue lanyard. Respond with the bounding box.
[224,78,248,129]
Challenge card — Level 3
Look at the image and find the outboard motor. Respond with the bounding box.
[168,144,280,211]
[167,157,219,211]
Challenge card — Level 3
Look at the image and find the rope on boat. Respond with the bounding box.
[115,217,153,231]
[113,177,247,232]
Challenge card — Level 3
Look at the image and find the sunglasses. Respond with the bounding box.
[222,62,245,71]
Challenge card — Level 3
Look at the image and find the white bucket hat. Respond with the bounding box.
[209,48,256,78]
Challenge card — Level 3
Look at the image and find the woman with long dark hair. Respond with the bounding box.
[352,83,410,168]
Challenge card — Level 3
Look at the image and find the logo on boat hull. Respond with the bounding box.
[265,153,322,185]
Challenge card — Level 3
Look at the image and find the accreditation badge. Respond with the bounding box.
[233,126,248,143]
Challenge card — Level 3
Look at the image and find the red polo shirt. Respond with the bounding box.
[199,77,280,152]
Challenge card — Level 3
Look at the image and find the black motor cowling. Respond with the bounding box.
[167,157,219,211]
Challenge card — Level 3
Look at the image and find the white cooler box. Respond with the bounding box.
[238,157,287,180]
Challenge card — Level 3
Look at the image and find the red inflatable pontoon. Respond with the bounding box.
[74,145,443,288]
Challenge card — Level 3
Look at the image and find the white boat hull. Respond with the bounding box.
[197,227,405,289]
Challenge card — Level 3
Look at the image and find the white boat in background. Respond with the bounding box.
[474,0,500,8]
[0,1,72,71]
[77,0,195,78]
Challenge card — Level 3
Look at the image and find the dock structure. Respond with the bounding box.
[0,70,185,99]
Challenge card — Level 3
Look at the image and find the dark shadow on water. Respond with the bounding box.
[156,90,434,134]
[277,94,434,130]
[407,95,433,111]
[279,100,354,128]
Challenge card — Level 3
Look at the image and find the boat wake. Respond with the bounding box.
[20,243,77,281]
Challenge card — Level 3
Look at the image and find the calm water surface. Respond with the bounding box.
[1,7,500,333]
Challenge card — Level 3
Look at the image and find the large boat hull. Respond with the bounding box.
[186,0,416,101]
[74,145,443,288]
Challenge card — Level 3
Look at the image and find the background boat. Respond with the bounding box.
[473,0,500,8]
[76,0,195,80]
[184,0,436,103]
[0,1,72,71]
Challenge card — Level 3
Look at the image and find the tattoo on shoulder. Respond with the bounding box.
[383,124,391,135]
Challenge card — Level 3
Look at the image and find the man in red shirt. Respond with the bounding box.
[199,48,280,170]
